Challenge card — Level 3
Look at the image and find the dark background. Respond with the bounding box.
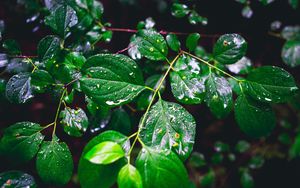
[0,0,300,187]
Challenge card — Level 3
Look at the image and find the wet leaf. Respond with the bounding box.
[0,171,37,188]
[186,33,200,52]
[117,164,143,188]
[170,55,206,104]
[136,148,189,188]
[166,33,180,52]
[60,107,88,137]
[235,94,276,138]
[0,122,44,164]
[213,34,247,64]
[171,3,190,18]
[37,35,61,62]
[139,99,196,161]
[6,73,33,103]
[36,137,73,185]
[205,73,233,118]
[78,131,130,188]
[281,40,300,67]
[242,66,298,103]
[135,29,168,61]
[80,54,145,107]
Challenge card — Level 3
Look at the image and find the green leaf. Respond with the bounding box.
[240,171,254,188]
[45,4,78,38]
[289,133,300,159]
[136,148,189,188]
[235,140,250,153]
[188,11,207,25]
[188,152,206,168]
[186,33,200,52]
[117,164,143,188]
[78,131,130,188]
[2,39,21,55]
[213,34,247,64]
[136,29,168,61]
[205,73,233,118]
[31,70,54,93]
[200,169,216,187]
[65,51,86,69]
[0,171,37,188]
[6,72,33,103]
[0,122,44,164]
[137,74,165,110]
[80,54,145,107]
[281,26,300,40]
[108,108,131,135]
[37,35,61,62]
[36,137,73,185]
[170,55,206,104]
[248,155,264,169]
[166,33,181,52]
[84,141,125,164]
[281,40,300,67]
[289,0,299,9]
[242,66,298,103]
[60,107,88,137]
[235,94,276,138]
[139,99,196,161]
[171,3,190,18]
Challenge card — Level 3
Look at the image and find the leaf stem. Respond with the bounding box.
[127,53,182,161]
[52,89,67,138]
[181,50,243,82]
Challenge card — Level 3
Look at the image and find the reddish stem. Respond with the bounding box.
[9,55,38,58]
[105,27,221,38]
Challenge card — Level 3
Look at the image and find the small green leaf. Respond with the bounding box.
[84,141,125,164]
[6,72,33,104]
[166,34,181,52]
[65,51,86,69]
[117,164,143,188]
[78,131,130,188]
[188,152,206,168]
[139,99,196,161]
[248,155,264,169]
[171,3,190,18]
[200,169,216,187]
[213,34,247,64]
[289,0,299,9]
[242,66,298,103]
[37,35,61,62]
[108,108,131,135]
[235,94,276,138]
[60,107,88,137]
[0,122,44,164]
[214,141,230,152]
[235,140,250,153]
[240,171,254,188]
[31,70,54,92]
[80,54,145,107]
[205,73,233,118]
[2,39,21,55]
[0,171,37,188]
[281,26,300,40]
[170,55,206,104]
[186,33,200,52]
[281,40,300,67]
[136,29,168,61]
[45,4,78,38]
[188,11,207,25]
[289,133,300,159]
[36,137,73,185]
[136,148,189,188]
